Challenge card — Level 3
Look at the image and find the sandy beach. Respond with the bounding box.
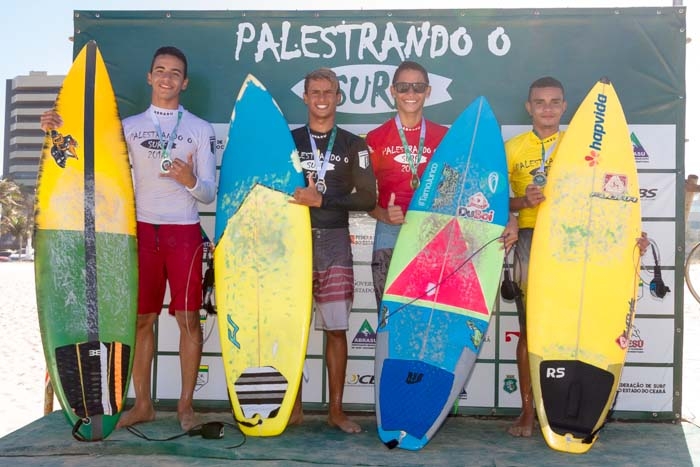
[0,260,698,438]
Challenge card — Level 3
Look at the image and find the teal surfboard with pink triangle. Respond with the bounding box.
[374,96,509,450]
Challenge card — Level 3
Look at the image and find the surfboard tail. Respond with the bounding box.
[54,340,131,440]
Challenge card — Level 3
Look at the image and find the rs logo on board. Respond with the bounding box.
[545,367,566,378]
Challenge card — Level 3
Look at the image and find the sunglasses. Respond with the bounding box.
[393,82,429,94]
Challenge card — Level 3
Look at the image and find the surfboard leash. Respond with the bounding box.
[583,390,621,444]
[636,236,670,300]
[378,234,507,328]
[125,421,247,448]
[182,233,217,347]
[586,238,653,444]
[123,409,264,447]
[500,246,526,326]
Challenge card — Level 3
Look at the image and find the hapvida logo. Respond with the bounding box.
[589,93,608,151]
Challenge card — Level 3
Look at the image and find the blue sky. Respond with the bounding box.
[2,0,695,175]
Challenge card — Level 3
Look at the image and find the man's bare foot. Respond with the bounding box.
[178,407,199,431]
[116,405,156,429]
[288,407,304,426]
[507,411,535,437]
[328,412,361,434]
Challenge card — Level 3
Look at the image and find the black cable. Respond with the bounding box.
[125,421,247,449]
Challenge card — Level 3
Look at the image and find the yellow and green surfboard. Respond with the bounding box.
[34,41,137,441]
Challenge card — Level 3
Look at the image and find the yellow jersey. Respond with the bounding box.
[505,130,564,228]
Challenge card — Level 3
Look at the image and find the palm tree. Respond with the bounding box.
[0,178,23,221]
[2,211,31,254]
[0,178,33,251]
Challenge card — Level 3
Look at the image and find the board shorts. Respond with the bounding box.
[312,227,354,331]
[514,227,533,327]
[371,221,401,311]
[137,221,203,316]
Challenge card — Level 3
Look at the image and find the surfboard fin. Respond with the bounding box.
[384,439,399,449]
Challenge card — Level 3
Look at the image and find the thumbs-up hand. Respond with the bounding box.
[290,172,323,207]
[386,192,405,224]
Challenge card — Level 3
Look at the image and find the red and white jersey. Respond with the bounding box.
[366,118,447,214]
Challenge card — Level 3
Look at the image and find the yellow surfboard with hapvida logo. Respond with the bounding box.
[526,78,641,453]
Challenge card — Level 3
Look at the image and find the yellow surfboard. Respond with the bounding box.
[35,41,137,441]
[214,76,312,436]
[527,78,641,453]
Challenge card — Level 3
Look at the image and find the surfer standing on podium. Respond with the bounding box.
[506,76,649,438]
[289,68,377,433]
[365,61,448,307]
[505,76,568,438]
[366,60,518,309]
[41,46,217,432]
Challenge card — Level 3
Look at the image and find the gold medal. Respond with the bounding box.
[410,174,420,190]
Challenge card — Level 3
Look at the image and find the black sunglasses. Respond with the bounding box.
[393,82,429,94]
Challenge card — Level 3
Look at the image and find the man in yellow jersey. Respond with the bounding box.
[506,76,566,437]
[506,76,649,437]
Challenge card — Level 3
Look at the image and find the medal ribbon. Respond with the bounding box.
[394,115,425,187]
[307,125,337,184]
[150,105,183,162]
[536,130,559,174]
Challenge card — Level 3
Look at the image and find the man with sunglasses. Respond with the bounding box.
[365,61,449,308]
[366,61,518,309]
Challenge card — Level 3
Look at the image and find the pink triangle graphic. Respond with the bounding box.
[386,218,488,314]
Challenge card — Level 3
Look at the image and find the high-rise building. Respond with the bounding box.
[3,71,64,188]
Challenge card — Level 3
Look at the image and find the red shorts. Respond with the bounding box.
[137,222,203,315]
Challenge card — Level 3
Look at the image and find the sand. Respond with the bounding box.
[0,262,47,437]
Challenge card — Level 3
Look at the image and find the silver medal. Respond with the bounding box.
[533,172,547,187]
[160,157,173,173]
[316,178,327,194]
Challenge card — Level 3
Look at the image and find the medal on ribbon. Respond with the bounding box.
[410,174,420,190]
[531,130,559,188]
[307,126,337,195]
[150,105,183,174]
[395,115,425,191]
[533,172,547,187]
